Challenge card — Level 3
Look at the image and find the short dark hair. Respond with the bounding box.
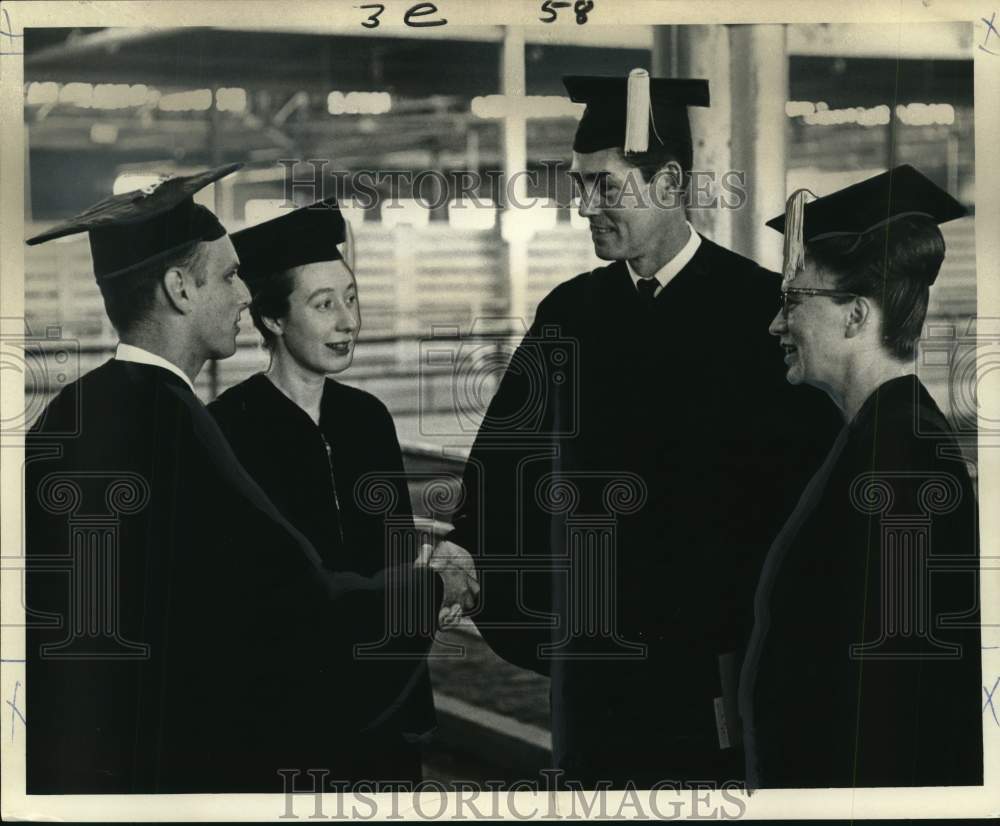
[248,267,299,351]
[98,242,205,336]
[807,215,945,360]
[619,139,692,185]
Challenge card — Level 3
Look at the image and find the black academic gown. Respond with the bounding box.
[449,237,840,788]
[741,375,983,788]
[25,360,441,794]
[208,373,436,778]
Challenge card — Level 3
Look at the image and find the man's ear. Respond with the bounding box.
[161,266,194,315]
[844,296,872,339]
[652,161,684,208]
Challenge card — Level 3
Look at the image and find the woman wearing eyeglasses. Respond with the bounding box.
[738,165,982,789]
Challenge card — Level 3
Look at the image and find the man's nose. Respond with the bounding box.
[236,276,251,307]
[576,190,600,219]
[768,307,787,337]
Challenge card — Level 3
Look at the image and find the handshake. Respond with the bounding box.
[415,541,480,628]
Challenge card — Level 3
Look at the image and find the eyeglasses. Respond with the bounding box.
[779,287,859,319]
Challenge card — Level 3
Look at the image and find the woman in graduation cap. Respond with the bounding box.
[209,199,451,785]
[738,165,983,789]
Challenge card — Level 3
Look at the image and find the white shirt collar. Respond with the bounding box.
[114,343,196,393]
[626,222,702,297]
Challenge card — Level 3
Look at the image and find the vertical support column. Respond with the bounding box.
[23,123,32,220]
[501,25,529,326]
[650,26,681,78]
[394,224,421,338]
[207,88,223,400]
[729,25,789,270]
[655,24,789,266]
[653,25,734,250]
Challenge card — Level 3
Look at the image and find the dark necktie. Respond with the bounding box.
[637,277,658,306]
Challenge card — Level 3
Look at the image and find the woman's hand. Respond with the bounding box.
[415,541,480,628]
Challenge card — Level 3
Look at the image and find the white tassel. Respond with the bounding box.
[339,217,356,273]
[781,188,814,285]
[624,68,650,154]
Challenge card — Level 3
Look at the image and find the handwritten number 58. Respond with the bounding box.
[540,0,594,24]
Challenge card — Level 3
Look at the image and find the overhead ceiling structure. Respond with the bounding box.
[23,25,974,219]
[23,28,647,160]
[24,27,653,96]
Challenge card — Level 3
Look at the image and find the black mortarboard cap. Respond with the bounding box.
[767,164,966,284]
[26,163,242,283]
[230,198,347,292]
[564,71,710,162]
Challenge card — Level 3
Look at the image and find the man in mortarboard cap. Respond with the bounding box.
[435,70,839,788]
[737,165,982,788]
[24,173,444,792]
[27,163,250,383]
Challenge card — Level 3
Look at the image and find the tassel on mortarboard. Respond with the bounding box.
[624,68,651,154]
[563,72,707,156]
[340,217,356,273]
[780,188,815,285]
[766,166,966,287]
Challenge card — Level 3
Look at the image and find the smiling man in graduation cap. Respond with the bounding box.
[739,165,983,788]
[24,169,444,793]
[434,71,838,788]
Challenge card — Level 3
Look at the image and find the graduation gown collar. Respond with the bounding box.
[109,357,197,396]
[244,372,344,430]
[848,374,924,432]
[114,343,196,393]
[608,234,712,301]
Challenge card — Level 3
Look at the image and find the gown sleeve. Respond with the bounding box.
[447,290,568,676]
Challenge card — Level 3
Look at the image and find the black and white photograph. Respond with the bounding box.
[1,0,997,820]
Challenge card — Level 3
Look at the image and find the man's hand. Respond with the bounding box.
[415,540,480,628]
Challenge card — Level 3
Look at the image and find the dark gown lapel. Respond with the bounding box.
[139,366,329,574]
